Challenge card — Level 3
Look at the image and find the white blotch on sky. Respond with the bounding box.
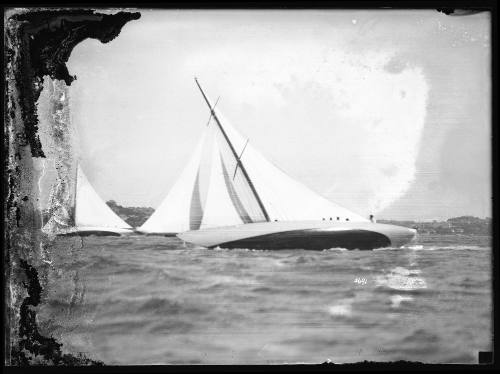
[186,45,428,215]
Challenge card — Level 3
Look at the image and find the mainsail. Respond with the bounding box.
[214,109,368,223]
[140,79,368,234]
[199,142,245,228]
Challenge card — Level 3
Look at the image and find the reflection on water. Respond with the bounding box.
[37,234,492,364]
[374,266,427,291]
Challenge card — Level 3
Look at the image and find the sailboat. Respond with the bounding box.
[142,78,417,250]
[42,164,133,236]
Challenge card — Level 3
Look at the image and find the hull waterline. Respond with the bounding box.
[55,226,134,237]
[177,221,417,250]
[134,228,178,237]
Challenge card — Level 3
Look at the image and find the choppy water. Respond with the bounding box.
[37,234,492,364]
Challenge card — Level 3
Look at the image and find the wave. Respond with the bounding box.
[89,295,206,317]
[374,245,490,251]
[322,247,349,252]
[390,266,422,276]
[328,304,353,317]
[409,245,489,251]
[136,297,202,315]
[327,297,357,317]
[402,328,440,343]
[389,295,414,308]
[252,286,282,294]
[202,275,259,289]
[374,267,428,291]
[92,319,151,334]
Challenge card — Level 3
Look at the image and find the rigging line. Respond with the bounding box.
[232,138,249,180]
[194,78,270,222]
[205,96,220,126]
[238,138,249,159]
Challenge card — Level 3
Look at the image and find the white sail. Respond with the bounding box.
[75,165,132,229]
[199,137,244,229]
[207,95,369,224]
[138,130,208,233]
[147,80,368,235]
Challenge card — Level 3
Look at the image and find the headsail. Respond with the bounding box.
[138,130,208,233]
[199,140,245,228]
[215,109,368,222]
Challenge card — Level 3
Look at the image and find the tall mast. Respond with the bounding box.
[194,78,270,222]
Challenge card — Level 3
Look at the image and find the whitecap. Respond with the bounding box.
[405,245,489,251]
[390,294,414,308]
[391,267,421,276]
[323,247,348,252]
[406,245,423,250]
[207,275,259,286]
[373,246,401,251]
[375,273,427,291]
[212,246,228,251]
[328,304,352,316]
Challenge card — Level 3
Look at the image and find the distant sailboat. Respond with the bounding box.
[42,165,133,236]
[144,79,417,250]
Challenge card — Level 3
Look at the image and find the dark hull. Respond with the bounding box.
[58,230,122,237]
[53,227,133,237]
[178,221,417,250]
[216,228,391,250]
[134,231,178,237]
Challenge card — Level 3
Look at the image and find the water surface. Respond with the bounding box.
[38,234,492,364]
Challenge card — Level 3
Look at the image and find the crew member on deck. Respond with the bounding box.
[370,214,375,223]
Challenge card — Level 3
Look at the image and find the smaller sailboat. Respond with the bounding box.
[42,164,133,236]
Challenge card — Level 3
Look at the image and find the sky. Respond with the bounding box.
[63,9,491,221]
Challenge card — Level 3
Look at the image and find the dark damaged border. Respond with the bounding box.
[3,4,496,369]
[4,8,140,365]
[6,8,141,158]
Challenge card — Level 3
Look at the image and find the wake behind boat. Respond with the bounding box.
[143,78,416,250]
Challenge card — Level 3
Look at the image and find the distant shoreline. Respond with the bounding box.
[378,216,491,235]
[102,201,491,236]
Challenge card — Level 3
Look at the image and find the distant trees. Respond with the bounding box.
[105,200,154,227]
[378,216,491,235]
[446,216,491,235]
